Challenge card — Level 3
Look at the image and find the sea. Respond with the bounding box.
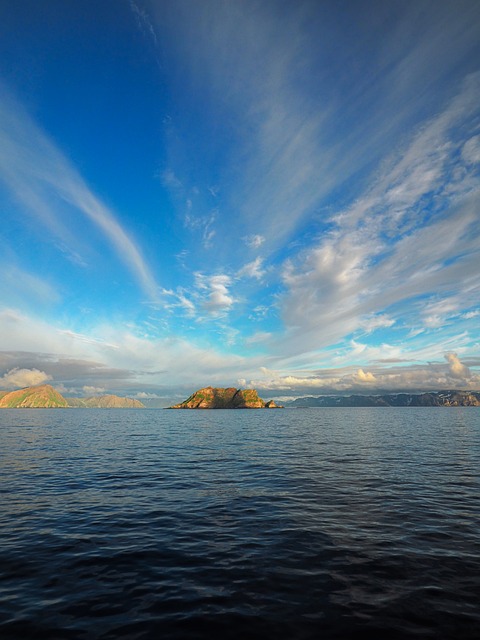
[0,408,479,639]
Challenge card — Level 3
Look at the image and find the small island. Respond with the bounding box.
[168,386,283,409]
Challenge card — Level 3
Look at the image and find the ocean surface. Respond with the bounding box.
[0,408,479,639]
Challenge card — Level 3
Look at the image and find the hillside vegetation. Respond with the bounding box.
[169,386,282,409]
[0,385,69,408]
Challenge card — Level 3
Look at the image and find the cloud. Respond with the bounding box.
[183,212,216,248]
[0,84,159,301]
[237,257,265,280]
[134,391,160,399]
[57,330,120,350]
[161,288,197,317]
[0,306,259,393]
[247,352,479,395]
[352,369,377,384]
[160,168,182,189]
[445,352,471,379]
[360,314,395,334]
[153,0,480,261]
[462,310,479,320]
[461,134,480,165]
[0,367,52,389]
[82,385,106,396]
[200,275,235,316]
[277,73,480,357]
[0,264,60,307]
[129,0,158,48]
[244,235,265,249]
[245,332,273,346]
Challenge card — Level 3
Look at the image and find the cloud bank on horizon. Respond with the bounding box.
[0,0,479,403]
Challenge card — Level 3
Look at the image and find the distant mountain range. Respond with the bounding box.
[285,391,480,407]
[0,385,145,408]
[2,385,478,410]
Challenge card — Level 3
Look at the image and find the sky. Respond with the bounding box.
[0,0,479,405]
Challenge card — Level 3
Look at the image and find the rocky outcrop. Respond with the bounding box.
[169,386,283,409]
[0,384,145,409]
[264,400,281,408]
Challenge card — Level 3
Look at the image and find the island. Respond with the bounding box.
[0,384,145,408]
[168,386,283,409]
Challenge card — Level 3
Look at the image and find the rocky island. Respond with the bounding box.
[0,384,145,408]
[168,386,283,409]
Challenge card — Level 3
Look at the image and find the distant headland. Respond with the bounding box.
[285,390,480,407]
[168,387,283,409]
[0,384,145,409]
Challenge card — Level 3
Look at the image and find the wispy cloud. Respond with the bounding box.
[183,211,216,248]
[129,1,159,50]
[237,257,265,280]
[0,84,159,300]
[0,264,60,306]
[243,235,265,249]
[153,1,480,257]
[360,315,395,334]
[277,73,480,357]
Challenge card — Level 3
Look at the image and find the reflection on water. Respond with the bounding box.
[0,408,479,639]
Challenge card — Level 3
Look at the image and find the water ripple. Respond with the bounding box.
[0,408,479,639]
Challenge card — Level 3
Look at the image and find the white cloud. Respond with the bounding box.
[82,385,106,396]
[153,1,480,261]
[1,367,52,389]
[248,352,479,393]
[160,168,182,189]
[445,352,471,379]
[129,1,158,48]
[193,274,235,316]
[184,212,216,248]
[161,288,196,317]
[0,307,258,391]
[462,135,480,165]
[352,369,377,384]
[245,331,272,346]
[134,391,160,399]
[237,257,265,280]
[277,73,480,358]
[333,340,403,365]
[0,264,60,306]
[0,84,159,301]
[360,314,395,334]
[201,275,234,316]
[57,330,120,350]
[244,235,265,249]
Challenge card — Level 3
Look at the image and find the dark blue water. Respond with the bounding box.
[0,408,479,639]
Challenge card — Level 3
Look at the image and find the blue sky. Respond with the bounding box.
[0,0,479,404]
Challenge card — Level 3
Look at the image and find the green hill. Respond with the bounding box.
[66,395,145,408]
[0,385,145,409]
[0,384,69,408]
